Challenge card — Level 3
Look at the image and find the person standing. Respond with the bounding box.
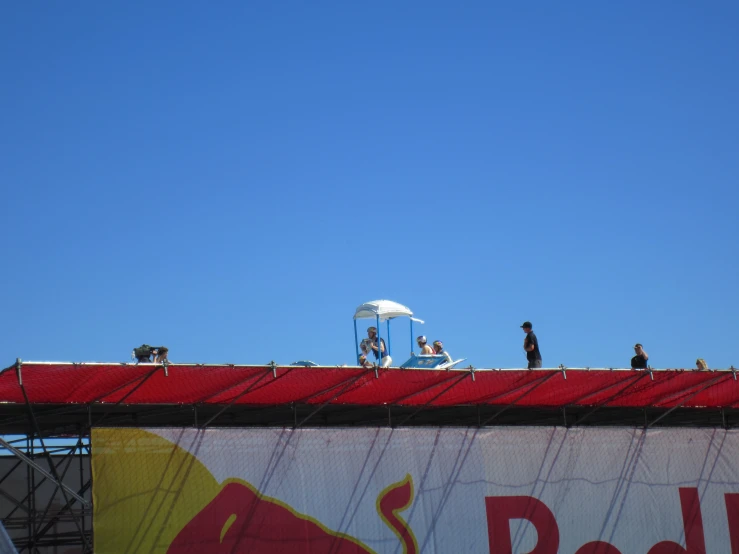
[521,322,542,369]
[631,344,649,369]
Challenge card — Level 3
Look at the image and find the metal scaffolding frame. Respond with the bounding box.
[0,434,91,554]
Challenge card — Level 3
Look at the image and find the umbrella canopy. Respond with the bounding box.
[353,300,416,322]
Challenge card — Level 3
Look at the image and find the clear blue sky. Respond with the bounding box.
[1,2,737,370]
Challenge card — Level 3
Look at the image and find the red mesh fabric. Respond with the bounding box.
[1,364,738,409]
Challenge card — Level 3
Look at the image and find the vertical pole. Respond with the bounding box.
[386,320,391,356]
[353,320,359,365]
[376,315,381,365]
[79,433,85,540]
[410,319,414,354]
[27,434,32,554]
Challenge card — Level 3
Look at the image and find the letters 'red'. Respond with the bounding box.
[485,496,559,554]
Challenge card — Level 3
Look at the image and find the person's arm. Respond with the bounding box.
[642,351,649,360]
[524,336,535,352]
[444,351,452,363]
[371,340,384,354]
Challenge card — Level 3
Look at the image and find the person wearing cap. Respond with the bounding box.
[417,336,434,355]
[631,344,649,369]
[367,326,392,367]
[521,322,542,369]
[432,341,452,365]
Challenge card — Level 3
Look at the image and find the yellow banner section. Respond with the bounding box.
[92,428,220,554]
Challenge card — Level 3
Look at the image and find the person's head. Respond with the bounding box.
[433,340,443,353]
[696,358,708,371]
[417,335,427,348]
[367,326,377,338]
[521,321,532,333]
[634,343,644,354]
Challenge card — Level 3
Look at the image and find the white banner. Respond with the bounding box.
[92,427,739,553]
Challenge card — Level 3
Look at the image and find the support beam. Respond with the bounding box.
[4,443,81,521]
[0,437,88,507]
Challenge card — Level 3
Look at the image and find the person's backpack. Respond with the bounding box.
[133,344,153,359]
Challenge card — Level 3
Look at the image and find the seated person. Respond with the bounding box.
[631,344,649,369]
[432,340,453,365]
[416,336,434,355]
[367,326,392,368]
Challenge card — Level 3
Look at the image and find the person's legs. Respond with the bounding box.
[381,356,393,368]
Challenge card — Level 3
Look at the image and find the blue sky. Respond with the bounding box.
[1,2,737,370]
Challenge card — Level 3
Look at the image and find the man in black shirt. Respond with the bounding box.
[521,321,542,369]
[631,343,649,369]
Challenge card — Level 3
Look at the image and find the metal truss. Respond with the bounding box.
[1,434,91,554]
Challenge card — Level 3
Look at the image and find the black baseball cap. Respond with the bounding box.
[520,321,532,329]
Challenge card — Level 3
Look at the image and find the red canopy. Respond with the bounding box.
[1,363,737,409]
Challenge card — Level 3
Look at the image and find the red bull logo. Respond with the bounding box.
[92,429,419,554]
[167,475,418,554]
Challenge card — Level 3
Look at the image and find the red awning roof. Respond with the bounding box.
[1,363,738,409]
